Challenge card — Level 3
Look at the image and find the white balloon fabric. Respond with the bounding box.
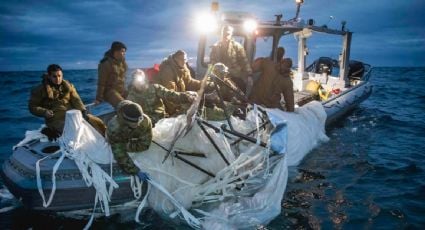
[130,101,328,229]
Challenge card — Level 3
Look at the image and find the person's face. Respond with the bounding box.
[48,70,63,85]
[113,48,126,60]
[174,53,187,68]
[222,29,233,41]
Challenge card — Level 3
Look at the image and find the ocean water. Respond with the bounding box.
[0,67,424,229]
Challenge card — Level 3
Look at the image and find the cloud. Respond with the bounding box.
[0,0,424,71]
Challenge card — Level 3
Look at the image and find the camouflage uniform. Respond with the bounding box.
[96,50,128,107]
[213,77,244,102]
[250,57,294,112]
[154,55,201,116]
[127,83,192,124]
[210,39,253,90]
[29,76,106,134]
[107,101,152,175]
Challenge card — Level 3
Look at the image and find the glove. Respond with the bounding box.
[204,93,220,105]
[41,127,61,141]
[81,110,90,121]
[44,110,54,118]
[185,91,198,102]
[137,171,150,182]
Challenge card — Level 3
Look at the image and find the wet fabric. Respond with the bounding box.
[129,101,328,228]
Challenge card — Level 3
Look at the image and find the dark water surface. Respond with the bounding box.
[0,67,424,229]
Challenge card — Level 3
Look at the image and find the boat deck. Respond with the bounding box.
[294,91,316,106]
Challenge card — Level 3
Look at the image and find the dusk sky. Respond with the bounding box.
[0,0,424,71]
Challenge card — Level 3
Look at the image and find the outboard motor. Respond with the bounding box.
[315,57,334,75]
[348,60,365,80]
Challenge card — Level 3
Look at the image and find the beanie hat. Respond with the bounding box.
[118,100,143,123]
[111,41,127,52]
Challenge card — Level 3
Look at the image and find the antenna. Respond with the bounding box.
[275,14,282,25]
[323,16,334,28]
[341,20,346,31]
[292,0,304,21]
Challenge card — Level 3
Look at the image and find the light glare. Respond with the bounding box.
[195,12,217,34]
[243,19,257,33]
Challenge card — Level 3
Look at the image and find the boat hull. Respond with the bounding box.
[323,81,373,126]
[0,141,137,211]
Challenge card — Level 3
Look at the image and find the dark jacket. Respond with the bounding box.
[29,76,85,132]
[96,50,128,107]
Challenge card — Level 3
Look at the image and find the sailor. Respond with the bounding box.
[209,63,246,103]
[107,100,152,176]
[127,69,197,124]
[29,64,106,140]
[154,50,204,116]
[276,46,293,77]
[280,58,293,77]
[202,63,247,120]
[94,41,128,108]
[209,25,253,94]
[250,57,295,112]
[277,46,285,61]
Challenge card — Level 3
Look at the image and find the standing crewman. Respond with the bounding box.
[107,100,152,178]
[94,41,128,107]
[210,25,253,94]
[250,57,294,112]
[276,46,293,77]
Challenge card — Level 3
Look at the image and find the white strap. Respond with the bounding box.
[135,181,151,223]
[35,150,64,207]
[83,193,99,230]
[148,179,201,229]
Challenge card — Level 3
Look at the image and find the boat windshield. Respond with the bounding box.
[254,36,273,60]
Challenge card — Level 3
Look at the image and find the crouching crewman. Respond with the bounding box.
[107,100,152,179]
[127,69,197,125]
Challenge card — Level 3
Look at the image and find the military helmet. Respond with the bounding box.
[212,63,229,79]
[117,100,144,124]
[111,41,127,52]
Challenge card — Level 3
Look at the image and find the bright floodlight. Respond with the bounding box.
[195,12,217,34]
[132,69,146,85]
[243,19,257,33]
[135,73,145,83]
